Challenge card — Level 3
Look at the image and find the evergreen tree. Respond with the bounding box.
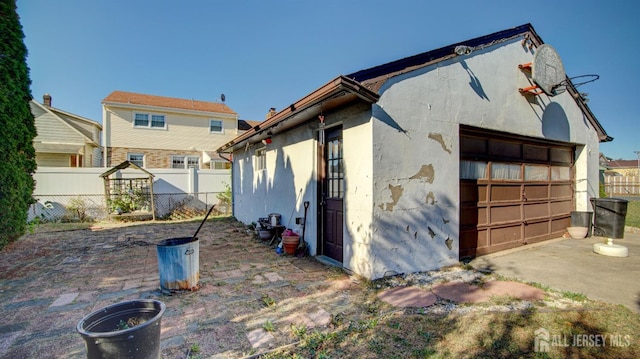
[0,0,37,249]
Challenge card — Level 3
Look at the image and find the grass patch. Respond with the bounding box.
[625,200,640,228]
[27,221,95,234]
[270,300,639,358]
[561,291,588,302]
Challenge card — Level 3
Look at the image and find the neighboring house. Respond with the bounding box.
[30,94,102,167]
[102,91,252,169]
[605,159,639,177]
[217,24,611,280]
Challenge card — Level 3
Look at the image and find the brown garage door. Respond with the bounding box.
[459,127,574,259]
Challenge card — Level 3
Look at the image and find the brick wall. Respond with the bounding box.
[108,147,205,168]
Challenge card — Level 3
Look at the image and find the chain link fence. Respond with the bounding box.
[28,192,230,224]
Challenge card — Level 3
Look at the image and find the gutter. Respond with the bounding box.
[216,75,379,154]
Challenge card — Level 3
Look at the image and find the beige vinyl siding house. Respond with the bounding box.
[30,94,102,167]
[102,91,241,169]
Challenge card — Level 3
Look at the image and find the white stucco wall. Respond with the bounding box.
[363,37,601,279]
[232,124,318,254]
[332,104,374,274]
[232,103,373,259]
[231,37,602,280]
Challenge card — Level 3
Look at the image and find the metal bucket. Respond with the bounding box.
[156,237,199,293]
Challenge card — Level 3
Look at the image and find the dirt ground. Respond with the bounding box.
[0,217,364,358]
[1,218,637,358]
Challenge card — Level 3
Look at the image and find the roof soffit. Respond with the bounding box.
[217,76,379,153]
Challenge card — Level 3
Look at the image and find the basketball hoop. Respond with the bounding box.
[518,44,566,97]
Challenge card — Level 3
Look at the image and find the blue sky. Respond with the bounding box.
[16,0,639,160]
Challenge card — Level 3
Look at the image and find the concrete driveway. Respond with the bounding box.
[470,230,640,312]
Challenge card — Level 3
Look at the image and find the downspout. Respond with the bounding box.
[102,106,109,167]
[218,152,234,217]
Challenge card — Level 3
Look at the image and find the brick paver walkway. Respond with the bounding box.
[0,219,354,358]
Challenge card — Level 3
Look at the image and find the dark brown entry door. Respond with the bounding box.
[321,127,344,262]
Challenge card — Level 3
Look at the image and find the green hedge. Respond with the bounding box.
[0,0,37,249]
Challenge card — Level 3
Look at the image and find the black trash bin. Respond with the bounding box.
[571,211,593,237]
[590,198,628,239]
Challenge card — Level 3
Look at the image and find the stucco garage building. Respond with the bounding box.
[218,24,611,279]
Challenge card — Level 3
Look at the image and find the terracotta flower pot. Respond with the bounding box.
[282,235,299,255]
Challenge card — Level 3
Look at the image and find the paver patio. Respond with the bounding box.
[2,218,632,358]
[0,218,359,358]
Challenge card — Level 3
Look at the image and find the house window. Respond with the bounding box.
[210,120,223,134]
[172,155,200,169]
[212,161,231,170]
[460,160,487,179]
[134,113,148,127]
[127,153,144,167]
[151,115,165,128]
[134,113,166,129]
[491,163,522,180]
[255,148,266,171]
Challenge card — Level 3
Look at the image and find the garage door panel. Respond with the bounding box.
[490,205,521,223]
[551,184,572,198]
[524,221,549,239]
[551,217,571,233]
[524,203,549,219]
[490,226,522,245]
[490,185,521,201]
[524,185,548,200]
[551,200,572,215]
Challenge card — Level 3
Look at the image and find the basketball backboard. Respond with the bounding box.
[531,44,566,96]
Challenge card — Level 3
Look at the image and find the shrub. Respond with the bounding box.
[0,1,37,249]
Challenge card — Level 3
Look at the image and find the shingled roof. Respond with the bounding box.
[102,90,237,115]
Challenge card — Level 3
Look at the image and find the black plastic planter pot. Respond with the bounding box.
[77,299,166,359]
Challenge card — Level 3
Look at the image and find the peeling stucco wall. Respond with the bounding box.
[357,36,600,279]
[233,36,601,281]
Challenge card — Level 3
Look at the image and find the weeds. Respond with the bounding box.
[562,291,587,302]
[263,319,275,332]
[261,293,276,307]
[290,324,307,338]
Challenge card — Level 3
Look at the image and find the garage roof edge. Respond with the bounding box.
[216,75,379,154]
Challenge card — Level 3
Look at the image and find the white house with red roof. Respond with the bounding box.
[102,91,245,169]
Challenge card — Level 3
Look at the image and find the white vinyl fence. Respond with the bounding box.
[29,167,231,222]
